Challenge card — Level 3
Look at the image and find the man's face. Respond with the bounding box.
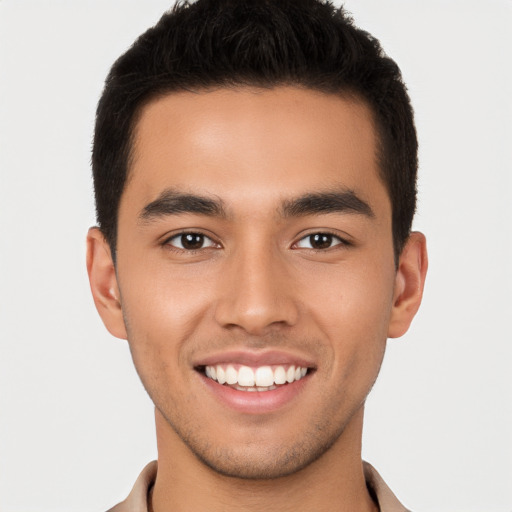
[109,87,403,478]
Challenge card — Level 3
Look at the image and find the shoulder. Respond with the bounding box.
[364,461,413,512]
[106,461,157,512]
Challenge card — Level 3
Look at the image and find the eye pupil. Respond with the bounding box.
[181,233,204,249]
[310,233,332,249]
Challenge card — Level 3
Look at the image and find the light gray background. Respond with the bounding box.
[1,1,511,511]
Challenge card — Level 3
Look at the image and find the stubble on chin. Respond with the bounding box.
[155,396,364,481]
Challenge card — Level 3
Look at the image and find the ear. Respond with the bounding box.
[387,231,428,338]
[86,227,127,340]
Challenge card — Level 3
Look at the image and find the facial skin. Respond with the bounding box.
[87,87,427,511]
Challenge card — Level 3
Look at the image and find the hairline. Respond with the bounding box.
[109,82,399,263]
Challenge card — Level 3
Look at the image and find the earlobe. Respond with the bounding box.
[86,227,128,340]
[387,231,428,338]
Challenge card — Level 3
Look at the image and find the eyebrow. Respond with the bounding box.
[139,189,227,222]
[281,190,374,218]
[138,187,374,223]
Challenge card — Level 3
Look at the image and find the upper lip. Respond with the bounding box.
[193,349,316,369]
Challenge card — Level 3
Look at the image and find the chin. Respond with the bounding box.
[193,446,321,480]
[178,420,347,480]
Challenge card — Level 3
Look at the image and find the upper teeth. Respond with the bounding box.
[205,364,308,387]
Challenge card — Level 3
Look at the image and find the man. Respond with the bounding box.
[86,0,428,510]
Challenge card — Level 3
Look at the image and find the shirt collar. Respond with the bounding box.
[108,460,410,512]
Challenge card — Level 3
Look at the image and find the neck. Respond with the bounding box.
[150,407,378,512]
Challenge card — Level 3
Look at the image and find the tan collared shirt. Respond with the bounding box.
[107,461,411,512]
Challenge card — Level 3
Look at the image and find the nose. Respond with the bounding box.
[214,245,299,336]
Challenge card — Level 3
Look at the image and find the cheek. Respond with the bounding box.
[307,257,395,329]
[307,262,395,374]
[117,264,216,379]
[120,259,213,330]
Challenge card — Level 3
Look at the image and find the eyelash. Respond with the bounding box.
[293,231,350,251]
[162,230,350,253]
[163,231,220,253]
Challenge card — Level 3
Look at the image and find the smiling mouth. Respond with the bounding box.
[197,364,311,392]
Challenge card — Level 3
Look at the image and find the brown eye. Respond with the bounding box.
[309,233,333,249]
[181,233,204,249]
[295,232,344,250]
[167,232,216,250]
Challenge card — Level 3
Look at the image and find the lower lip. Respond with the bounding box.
[199,372,311,414]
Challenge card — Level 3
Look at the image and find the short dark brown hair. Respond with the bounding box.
[93,0,418,262]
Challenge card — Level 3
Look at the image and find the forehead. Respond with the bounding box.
[125,86,388,218]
